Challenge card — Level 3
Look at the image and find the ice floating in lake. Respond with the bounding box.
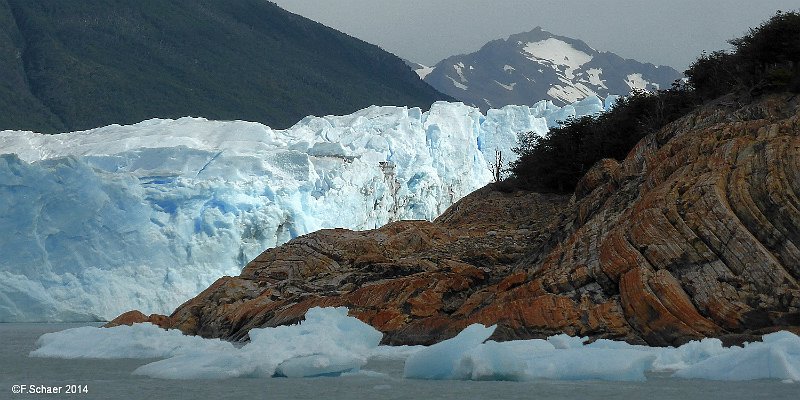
[32,307,383,379]
[404,325,800,382]
[403,326,653,381]
[30,321,235,359]
[29,307,800,382]
[672,331,800,381]
[403,324,497,380]
[0,98,611,323]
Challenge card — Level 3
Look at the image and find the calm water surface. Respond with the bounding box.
[1,323,796,400]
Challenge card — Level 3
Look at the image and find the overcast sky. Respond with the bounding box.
[272,0,799,71]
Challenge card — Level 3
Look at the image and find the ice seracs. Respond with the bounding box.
[0,99,610,323]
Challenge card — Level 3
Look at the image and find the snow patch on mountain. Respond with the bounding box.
[421,27,683,111]
[453,63,468,82]
[447,76,469,90]
[415,65,435,80]
[495,81,516,91]
[625,73,654,91]
[523,38,593,80]
[586,68,607,89]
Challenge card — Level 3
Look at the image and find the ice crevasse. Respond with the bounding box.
[0,96,612,322]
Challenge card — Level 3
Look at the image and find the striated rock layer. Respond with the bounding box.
[112,93,800,346]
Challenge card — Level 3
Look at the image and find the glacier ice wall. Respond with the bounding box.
[0,98,609,322]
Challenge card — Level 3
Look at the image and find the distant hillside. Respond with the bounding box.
[416,27,682,110]
[0,0,449,133]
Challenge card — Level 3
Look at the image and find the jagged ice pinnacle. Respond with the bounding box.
[0,97,613,322]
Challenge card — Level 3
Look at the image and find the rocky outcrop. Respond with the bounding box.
[161,188,569,344]
[105,310,172,329]
[119,93,800,346]
[508,93,800,345]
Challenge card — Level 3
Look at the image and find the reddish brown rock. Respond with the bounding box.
[104,310,172,329]
[114,93,800,346]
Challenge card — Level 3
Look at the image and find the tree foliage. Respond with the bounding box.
[686,10,800,98]
[510,87,698,192]
[510,10,800,193]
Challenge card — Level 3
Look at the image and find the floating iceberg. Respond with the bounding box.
[0,99,609,323]
[672,331,800,381]
[403,327,654,382]
[32,307,383,379]
[403,323,497,380]
[30,321,235,359]
[29,307,800,382]
[404,324,800,383]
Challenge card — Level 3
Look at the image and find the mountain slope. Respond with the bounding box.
[0,0,449,133]
[420,27,682,110]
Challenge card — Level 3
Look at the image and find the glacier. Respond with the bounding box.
[30,307,800,382]
[0,98,611,322]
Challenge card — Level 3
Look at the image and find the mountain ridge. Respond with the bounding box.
[0,0,450,133]
[418,27,682,110]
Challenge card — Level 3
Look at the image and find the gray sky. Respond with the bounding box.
[272,0,799,71]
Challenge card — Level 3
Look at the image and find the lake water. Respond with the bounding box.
[1,323,796,400]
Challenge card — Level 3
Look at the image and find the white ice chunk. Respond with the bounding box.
[31,307,383,380]
[30,323,235,359]
[547,333,588,349]
[459,341,654,381]
[402,326,800,383]
[133,307,383,379]
[674,331,800,381]
[403,324,496,380]
[455,339,553,381]
[369,345,426,360]
[447,336,653,381]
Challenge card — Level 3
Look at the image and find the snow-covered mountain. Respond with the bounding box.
[0,98,611,322]
[418,27,683,110]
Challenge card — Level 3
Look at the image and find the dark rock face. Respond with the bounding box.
[123,94,800,346]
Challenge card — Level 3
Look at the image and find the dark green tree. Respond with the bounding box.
[511,10,800,194]
[686,10,800,97]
